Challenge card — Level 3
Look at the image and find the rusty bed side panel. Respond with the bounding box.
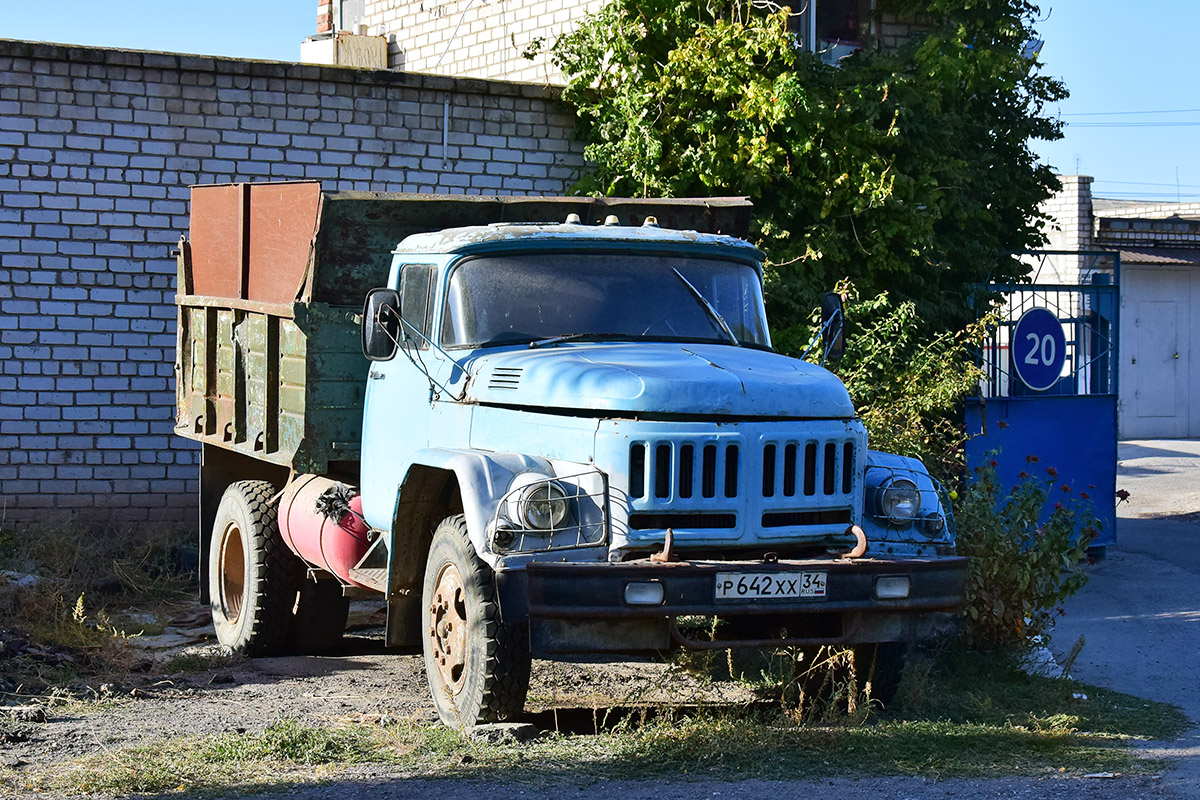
[177,181,365,473]
[247,183,323,304]
[175,298,366,473]
[188,181,322,305]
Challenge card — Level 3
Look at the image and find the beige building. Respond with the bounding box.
[1038,176,1200,438]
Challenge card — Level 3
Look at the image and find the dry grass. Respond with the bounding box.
[0,521,194,694]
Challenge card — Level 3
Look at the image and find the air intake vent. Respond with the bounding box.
[488,367,523,391]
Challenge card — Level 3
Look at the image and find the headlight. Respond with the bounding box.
[516,481,568,530]
[879,479,920,523]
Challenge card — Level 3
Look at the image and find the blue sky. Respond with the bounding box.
[2,1,312,63]
[1032,1,1200,201]
[4,1,1197,201]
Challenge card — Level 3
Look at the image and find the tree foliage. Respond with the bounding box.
[554,0,1066,335]
[792,283,986,481]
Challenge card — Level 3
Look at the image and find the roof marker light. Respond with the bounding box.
[603,214,621,226]
[565,213,581,224]
[643,216,659,227]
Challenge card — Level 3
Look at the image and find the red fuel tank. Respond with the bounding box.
[277,475,374,588]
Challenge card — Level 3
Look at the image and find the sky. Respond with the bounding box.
[1031,0,1200,201]
[3,0,1198,202]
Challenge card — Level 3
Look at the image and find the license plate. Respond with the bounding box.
[714,571,827,600]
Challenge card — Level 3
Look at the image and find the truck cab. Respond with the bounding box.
[360,219,964,724]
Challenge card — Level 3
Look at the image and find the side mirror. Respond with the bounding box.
[362,288,401,361]
[820,292,845,362]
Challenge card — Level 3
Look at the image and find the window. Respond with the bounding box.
[787,0,871,64]
[440,253,770,350]
[399,264,434,349]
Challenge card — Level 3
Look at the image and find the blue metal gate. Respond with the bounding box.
[964,252,1120,550]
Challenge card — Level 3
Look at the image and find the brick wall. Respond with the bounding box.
[342,1,927,87]
[1030,175,1096,283]
[0,39,585,526]
[875,12,931,51]
[1099,200,1200,220]
[357,0,603,84]
[1096,217,1200,247]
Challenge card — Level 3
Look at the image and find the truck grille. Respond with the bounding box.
[629,442,740,500]
[761,440,855,498]
[628,438,856,502]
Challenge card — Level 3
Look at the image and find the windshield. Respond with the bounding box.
[441,254,770,349]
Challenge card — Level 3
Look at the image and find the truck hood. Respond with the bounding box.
[466,343,855,418]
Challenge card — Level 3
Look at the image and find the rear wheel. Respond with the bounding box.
[422,515,529,726]
[208,480,298,656]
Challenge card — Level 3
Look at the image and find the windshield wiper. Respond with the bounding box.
[671,268,740,346]
[528,332,633,349]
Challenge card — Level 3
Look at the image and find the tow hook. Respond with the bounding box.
[650,528,678,562]
[842,525,868,559]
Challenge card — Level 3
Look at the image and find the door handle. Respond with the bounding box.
[368,369,385,380]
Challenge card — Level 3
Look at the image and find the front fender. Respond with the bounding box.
[399,447,554,558]
[860,449,955,556]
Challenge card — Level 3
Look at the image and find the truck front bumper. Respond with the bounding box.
[498,556,968,656]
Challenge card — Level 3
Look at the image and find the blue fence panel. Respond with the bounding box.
[968,256,1120,551]
[965,395,1117,547]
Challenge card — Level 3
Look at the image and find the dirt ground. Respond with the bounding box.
[0,601,1183,800]
[1,604,761,768]
[5,440,1200,798]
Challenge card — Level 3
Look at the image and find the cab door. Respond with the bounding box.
[359,262,442,530]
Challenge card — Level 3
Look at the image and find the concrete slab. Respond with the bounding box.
[1053,439,1200,797]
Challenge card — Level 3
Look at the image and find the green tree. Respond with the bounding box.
[554,0,1066,336]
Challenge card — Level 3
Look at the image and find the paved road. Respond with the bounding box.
[1054,439,1200,797]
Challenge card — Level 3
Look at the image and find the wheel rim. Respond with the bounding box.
[218,521,246,623]
[428,563,469,692]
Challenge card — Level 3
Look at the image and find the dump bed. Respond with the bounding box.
[175,181,753,473]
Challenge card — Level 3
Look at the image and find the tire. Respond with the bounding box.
[854,642,907,706]
[208,480,298,656]
[286,577,351,655]
[422,515,530,726]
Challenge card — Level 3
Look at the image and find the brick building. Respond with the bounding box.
[302,0,929,84]
[0,39,585,524]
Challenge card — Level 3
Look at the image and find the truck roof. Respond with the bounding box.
[392,221,764,260]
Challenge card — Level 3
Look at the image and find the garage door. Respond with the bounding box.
[1119,267,1198,438]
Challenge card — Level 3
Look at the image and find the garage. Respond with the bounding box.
[1116,250,1200,438]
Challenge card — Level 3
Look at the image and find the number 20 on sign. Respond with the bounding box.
[1011,307,1066,392]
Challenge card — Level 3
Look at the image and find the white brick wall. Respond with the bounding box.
[0,40,585,525]
[1029,175,1096,284]
[362,0,604,83]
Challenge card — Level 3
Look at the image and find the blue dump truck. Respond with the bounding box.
[176,182,966,726]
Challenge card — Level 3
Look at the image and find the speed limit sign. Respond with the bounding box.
[1011,308,1066,391]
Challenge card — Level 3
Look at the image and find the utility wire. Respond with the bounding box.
[1067,121,1200,128]
[1094,180,1200,189]
[1062,107,1200,116]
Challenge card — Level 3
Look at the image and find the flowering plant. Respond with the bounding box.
[953,454,1099,650]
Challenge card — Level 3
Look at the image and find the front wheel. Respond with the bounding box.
[422,515,530,726]
[208,480,299,656]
